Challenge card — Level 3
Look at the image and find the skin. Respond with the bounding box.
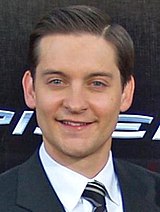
[23,34,134,178]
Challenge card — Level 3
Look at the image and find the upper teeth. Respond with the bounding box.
[62,121,87,126]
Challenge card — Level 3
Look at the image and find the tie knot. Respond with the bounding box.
[82,180,107,210]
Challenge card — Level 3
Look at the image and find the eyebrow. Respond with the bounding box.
[42,70,67,77]
[85,72,113,79]
[41,69,113,79]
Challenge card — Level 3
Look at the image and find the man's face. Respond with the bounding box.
[23,34,134,165]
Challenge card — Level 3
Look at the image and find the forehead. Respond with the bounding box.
[37,33,118,75]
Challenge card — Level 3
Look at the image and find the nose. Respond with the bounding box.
[63,86,88,114]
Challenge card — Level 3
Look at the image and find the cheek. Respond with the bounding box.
[91,95,122,122]
[93,94,121,110]
[35,90,62,111]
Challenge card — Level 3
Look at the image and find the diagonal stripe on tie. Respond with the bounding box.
[82,180,107,212]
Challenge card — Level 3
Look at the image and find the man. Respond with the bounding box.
[0,5,160,212]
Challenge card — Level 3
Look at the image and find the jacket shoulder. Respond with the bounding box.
[115,159,160,180]
[114,159,160,211]
[0,165,20,209]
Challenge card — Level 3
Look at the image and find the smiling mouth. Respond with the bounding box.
[57,119,94,127]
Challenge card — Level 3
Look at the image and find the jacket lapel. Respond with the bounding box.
[15,151,160,211]
[16,151,65,212]
[114,159,160,212]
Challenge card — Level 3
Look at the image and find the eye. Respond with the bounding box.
[49,78,64,85]
[92,80,106,87]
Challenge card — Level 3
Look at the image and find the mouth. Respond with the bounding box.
[56,119,95,129]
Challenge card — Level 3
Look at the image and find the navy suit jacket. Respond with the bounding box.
[0,151,160,212]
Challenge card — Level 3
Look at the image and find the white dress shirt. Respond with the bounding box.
[39,143,124,212]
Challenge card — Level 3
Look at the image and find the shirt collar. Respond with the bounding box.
[39,143,120,211]
[93,151,121,206]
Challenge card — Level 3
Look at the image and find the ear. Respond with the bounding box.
[22,70,36,109]
[120,76,135,112]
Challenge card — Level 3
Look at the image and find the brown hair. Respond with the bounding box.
[29,5,134,86]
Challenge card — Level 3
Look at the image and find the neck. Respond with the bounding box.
[44,140,111,178]
[66,151,110,178]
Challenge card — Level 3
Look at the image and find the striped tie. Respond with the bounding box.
[82,180,107,212]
